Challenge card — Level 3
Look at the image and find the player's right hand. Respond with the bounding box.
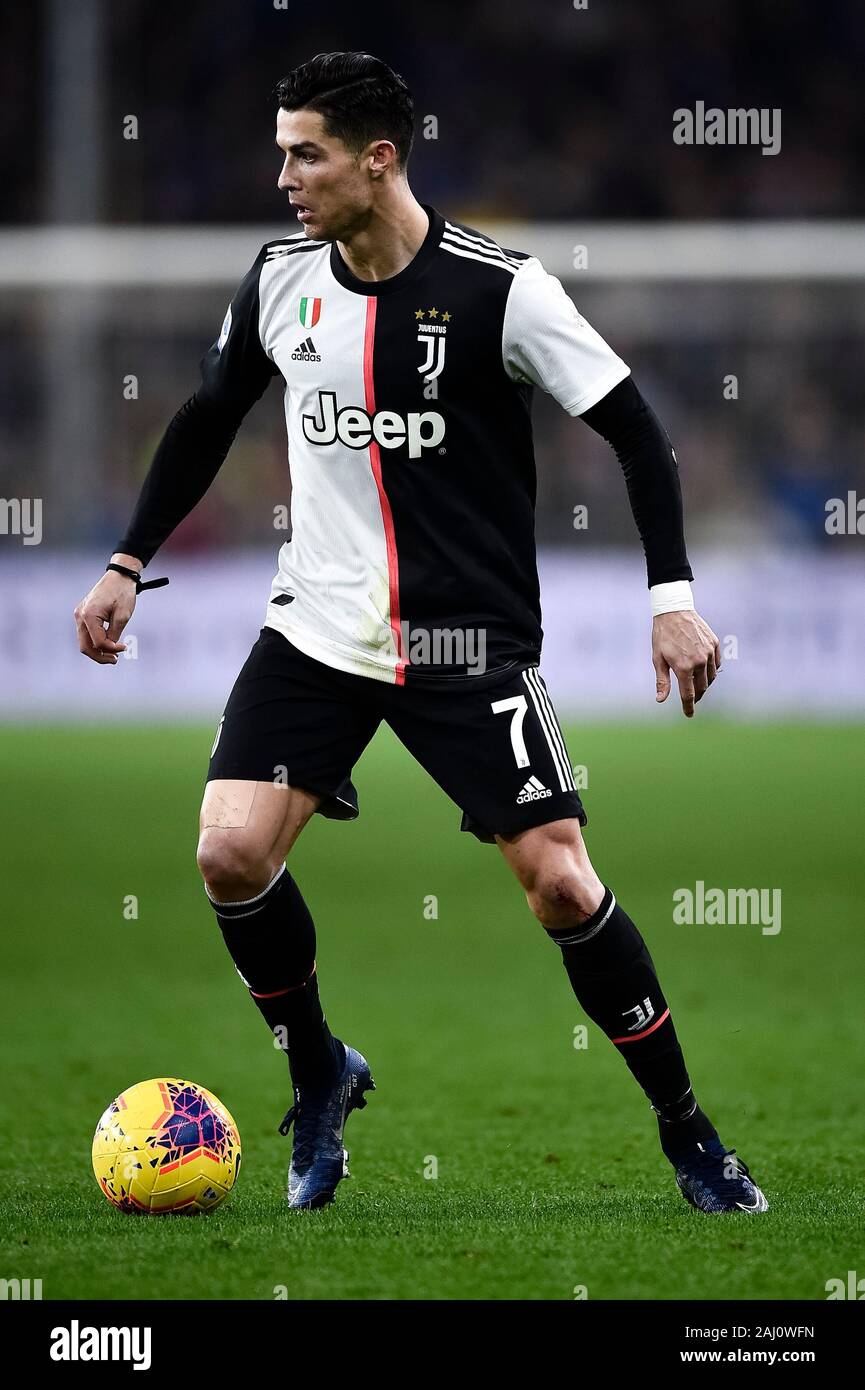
[74,570,137,665]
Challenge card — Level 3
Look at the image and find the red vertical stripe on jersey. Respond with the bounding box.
[362,295,407,684]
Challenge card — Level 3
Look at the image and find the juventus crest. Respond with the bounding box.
[415,311,450,399]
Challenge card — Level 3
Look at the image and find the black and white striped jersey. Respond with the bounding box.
[200,203,630,685]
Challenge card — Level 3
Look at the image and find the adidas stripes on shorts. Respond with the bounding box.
[207,626,587,843]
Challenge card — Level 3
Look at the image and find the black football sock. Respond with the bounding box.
[206,864,345,1092]
[547,886,719,1159]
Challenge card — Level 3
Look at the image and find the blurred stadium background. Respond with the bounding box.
[1,0,863,1302]
[1,0,864,717]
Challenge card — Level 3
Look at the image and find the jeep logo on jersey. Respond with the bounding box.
[302,391,445,458]
[298,296,321,329]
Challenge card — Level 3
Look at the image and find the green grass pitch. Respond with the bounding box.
[0,720,862,1300]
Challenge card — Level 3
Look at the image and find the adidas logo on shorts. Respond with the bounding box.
[291,336,321,362]
[517,775,552,804]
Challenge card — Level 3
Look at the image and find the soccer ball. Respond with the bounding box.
[91,1078,241,1214]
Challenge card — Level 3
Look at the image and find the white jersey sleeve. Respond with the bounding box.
[502,256,630,416]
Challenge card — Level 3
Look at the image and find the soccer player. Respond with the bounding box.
[75,52,767,1215]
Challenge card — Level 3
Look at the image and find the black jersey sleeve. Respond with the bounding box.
[114,245,278,566]
[580,376,693,588]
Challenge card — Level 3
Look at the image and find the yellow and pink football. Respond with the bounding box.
[92,1078,241,1214]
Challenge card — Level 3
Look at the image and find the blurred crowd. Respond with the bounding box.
[3,0,863,223]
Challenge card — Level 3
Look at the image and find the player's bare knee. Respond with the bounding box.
[527,864,604,929]
[196,828,273,900]
[501,822,603,928]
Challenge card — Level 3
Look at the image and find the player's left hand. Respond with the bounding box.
[652,609,721,718]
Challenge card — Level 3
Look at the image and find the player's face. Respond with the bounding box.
[276,108,377,242]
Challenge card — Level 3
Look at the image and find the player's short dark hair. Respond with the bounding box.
[274,52,414,171]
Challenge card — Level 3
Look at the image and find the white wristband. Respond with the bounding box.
[650,580,695,616]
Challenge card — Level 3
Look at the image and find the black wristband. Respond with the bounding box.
[106,562,170,594]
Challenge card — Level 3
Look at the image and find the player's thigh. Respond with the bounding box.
[198,777,321,880]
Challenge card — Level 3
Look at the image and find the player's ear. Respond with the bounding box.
[368,138,398,176]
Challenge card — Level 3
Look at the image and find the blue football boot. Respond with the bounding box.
[278,1045,375,1209]
[672,1138,768,1214]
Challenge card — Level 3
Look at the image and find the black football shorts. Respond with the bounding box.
[206,626,586,843]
